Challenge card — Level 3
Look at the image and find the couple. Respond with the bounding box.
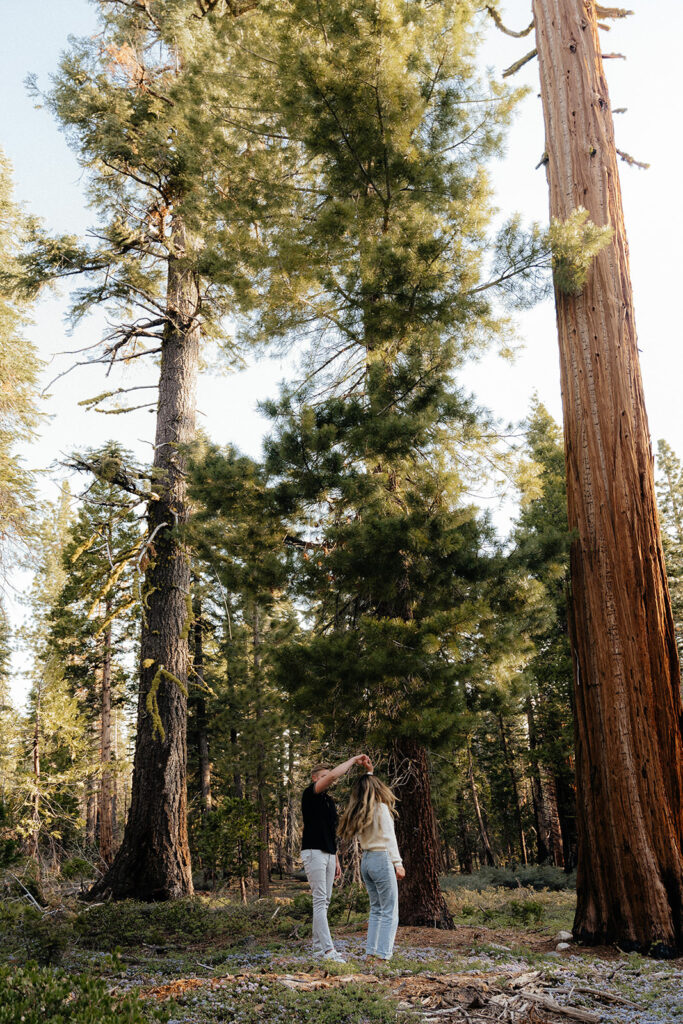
[300,753,405,963]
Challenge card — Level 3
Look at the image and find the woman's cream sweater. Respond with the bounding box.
[358,801,403,867]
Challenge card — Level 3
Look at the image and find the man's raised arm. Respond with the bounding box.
[313,754,372,793]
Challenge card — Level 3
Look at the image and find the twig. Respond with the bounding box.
[485,6,534,37]
[616,148,650,169]
[502,49,537,78]
[8,873,42,910]
[595,4,633,18]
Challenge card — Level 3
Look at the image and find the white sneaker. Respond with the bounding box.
[323,949,346,963]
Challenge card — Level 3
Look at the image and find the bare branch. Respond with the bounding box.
[502,48,538,78]
[595,5,634,19]
[616,148,650,170]
[485,6,534,38]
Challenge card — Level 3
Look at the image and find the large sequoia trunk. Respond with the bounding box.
[88,219,199,900]
[532,0,683,954]
[391,739,453,928]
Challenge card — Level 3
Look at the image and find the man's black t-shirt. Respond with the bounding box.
[301,782,338,854]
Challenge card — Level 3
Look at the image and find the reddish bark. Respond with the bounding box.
[533,0,683,954]
[391,739,453,928]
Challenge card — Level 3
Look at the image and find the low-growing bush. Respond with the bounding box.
[0,904,74,964]
[0,963,169,1023]
[441,865,576,892]
[60,856,94,880]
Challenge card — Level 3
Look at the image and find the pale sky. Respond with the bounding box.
[3,1,682,705]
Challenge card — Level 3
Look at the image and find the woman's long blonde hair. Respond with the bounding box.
[338,774,396,844]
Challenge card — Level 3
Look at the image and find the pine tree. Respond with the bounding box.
[187,441,298,896]
[47,443,143,866]
[247,0,536,926]
[20,486,94,871]
[532,0,683,952]
[20,0,287,900]
[0,150,41,570]
[512,402,575,868]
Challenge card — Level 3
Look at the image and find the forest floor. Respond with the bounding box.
[1,872,681,1024]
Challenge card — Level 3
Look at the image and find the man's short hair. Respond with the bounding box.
[311,763,331,775]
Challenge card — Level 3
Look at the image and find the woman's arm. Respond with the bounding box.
[380,802,403,869]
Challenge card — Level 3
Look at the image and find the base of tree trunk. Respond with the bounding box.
[86,833,193,902]
[391,738,454,930]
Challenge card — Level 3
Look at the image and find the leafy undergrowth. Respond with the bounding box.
[0,878,680,1024]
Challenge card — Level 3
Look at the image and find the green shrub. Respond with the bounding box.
[0,905,74,964]
[506,898,544,925]
[0,963,169,1023]
[441,866,575,893]
[74,896,288,950]
[61,856,94,880]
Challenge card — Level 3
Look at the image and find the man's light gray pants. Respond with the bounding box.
[301,849,335,953]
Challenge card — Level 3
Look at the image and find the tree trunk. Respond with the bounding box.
[88,218,199,900]
[284,735,296,872]
[253,605,270,897]
[539,767,564,868]
[99,615,114,866]
[467,740,496,867]
[456,788,474,874]
[192,591,212,815]
[533,0,683,954]
[391,738,453,928]
[497,712,527,865]
[31,685,40,866]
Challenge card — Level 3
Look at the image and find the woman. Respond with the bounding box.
[338,773,405,961]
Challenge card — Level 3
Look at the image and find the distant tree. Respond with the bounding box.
[0,150,41,571]
[48,443,143,866]
[533,0,683,953]
[512,402,575,867]
[656,440,683,677]
[20,486,93,870]
[187,441,298,896]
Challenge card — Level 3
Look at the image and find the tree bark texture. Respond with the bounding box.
[533,0,683,954]
[391,739,453,928]
[88,219,199,900]
[99,619,114,866]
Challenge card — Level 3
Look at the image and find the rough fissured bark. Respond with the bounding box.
[88,220,199,901]
[391,739,453,929]
[533,0,683,954]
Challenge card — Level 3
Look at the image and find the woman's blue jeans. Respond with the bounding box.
[361,850,399,959]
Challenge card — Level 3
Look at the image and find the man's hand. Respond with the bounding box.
[395,865,406,880]
[335,856,342,881]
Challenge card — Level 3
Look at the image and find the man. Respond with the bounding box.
[301,753,372,962]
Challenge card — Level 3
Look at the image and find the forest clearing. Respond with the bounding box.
[1,0,683,1020]
[2,871,682,1024]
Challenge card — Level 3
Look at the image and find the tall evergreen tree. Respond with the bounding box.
[21,0,285,899]
[532,0,683,952]
[246,0,535,926]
